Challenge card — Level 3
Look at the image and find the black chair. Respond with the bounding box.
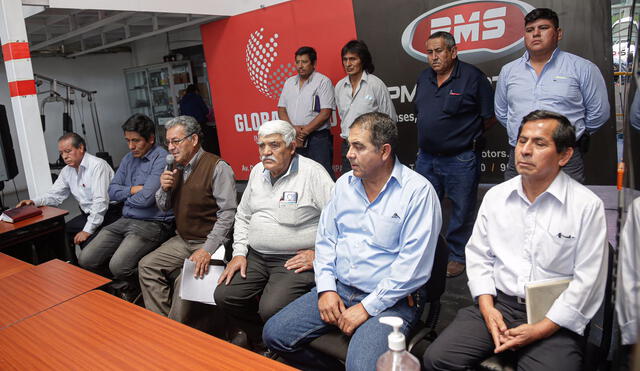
[307,234,449,362]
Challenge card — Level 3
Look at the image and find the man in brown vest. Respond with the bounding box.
[138,115,237,322]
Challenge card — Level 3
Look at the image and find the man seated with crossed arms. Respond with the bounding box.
[423,110,608,371]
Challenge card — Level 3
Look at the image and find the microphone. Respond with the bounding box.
[166,154,175,172]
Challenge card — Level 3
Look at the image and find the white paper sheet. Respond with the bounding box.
[179,256,225,306]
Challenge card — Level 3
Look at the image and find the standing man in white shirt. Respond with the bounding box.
[278,46,335,177]
[17,132,115,260]
[423,110,608,370]
[335,40,397,174]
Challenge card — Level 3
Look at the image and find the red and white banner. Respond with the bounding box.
[201,0,356,179]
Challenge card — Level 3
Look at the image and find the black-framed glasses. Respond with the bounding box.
[167,133,194,146]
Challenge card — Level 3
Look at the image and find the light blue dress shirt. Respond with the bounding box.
[495,49,610,146]
[109,145,174,221]
[314,158,442,316]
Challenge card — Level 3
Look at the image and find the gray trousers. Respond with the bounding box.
[138,234,204,317]
[78,217,173,281]
[423,298,584,371]
[505,146,585,183]
[214,248,315,343]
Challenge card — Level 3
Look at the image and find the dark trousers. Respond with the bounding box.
[423,295,584,371]
[214,248,315,344]
[65,204,121,262]
[505,146,585,184]
[297,129,334,179]
[340,139,351,175]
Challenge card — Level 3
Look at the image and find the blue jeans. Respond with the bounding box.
[415,149,479,263]
[297,129,334,179]
[263,281,425,371]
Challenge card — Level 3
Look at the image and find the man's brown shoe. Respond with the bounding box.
[446,261,465,278]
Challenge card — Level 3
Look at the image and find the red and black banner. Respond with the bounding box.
[201,0,356,180]
[202,0,615,184]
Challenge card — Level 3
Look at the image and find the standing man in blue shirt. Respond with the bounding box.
[415,31,495,278]
[263,112,442,371]
[79,114,174,299]
[278,46,336,177]
[495,8,610,183]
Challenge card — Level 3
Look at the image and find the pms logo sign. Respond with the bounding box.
[401,0,534,64]
[245,28,297,100]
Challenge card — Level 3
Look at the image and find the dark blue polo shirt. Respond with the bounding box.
[415,60,494,155]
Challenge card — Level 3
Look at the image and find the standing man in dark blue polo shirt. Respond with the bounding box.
[415,31,495,278]
[79,114,175,299]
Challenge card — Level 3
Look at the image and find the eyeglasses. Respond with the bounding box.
[167,133,193,146]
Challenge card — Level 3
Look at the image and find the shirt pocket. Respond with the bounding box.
[275,202,298,226]
[546,76,580,99]
[536,228,578,275]
[442,93,463,115]
[368,211,402,251]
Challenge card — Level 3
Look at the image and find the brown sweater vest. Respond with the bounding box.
[172,151,220,241]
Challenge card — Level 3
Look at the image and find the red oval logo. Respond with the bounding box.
[401,0,534,63]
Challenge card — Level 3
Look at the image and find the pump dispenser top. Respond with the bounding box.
[379,316,405,351]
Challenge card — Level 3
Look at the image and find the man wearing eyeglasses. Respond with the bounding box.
[138,115,237,322]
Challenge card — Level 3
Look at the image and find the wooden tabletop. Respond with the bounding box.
[0,206,68,235]
[0,253,33,280]
[0,291,296,370]
[0,259,110,329]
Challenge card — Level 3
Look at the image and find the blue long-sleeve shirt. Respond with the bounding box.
[314,158,442,316]
[109,145,174,221]
[495,49,610,146]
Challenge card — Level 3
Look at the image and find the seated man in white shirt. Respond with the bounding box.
[423,110,608,370]
[17,132,116,261]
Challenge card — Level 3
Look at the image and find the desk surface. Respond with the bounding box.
[0,253,33,280]
[0,206,68,235]
[0,259,110,329]
[0,291,295,370]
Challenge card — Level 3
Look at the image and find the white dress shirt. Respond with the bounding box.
[466,171,608,335]
[34,152,114,234]
[277,71,335,131]
[335,71,397,139]
[616,196,640,345]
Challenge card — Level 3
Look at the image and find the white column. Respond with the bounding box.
[0,0,52,197]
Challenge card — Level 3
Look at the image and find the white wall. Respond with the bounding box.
[1,26,206,199]
[0,52,134,197]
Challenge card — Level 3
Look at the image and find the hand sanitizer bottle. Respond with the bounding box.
[376,317,420,371]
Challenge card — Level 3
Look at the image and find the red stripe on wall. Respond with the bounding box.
[9,80,36,97]
[2,42,31,61]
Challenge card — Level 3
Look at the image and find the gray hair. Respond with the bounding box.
[165,115,202,138]
[258,120,296,146]
[428,31,456,50]
[351,112,398,155]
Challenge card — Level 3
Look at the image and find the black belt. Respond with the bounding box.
[496,290,526,310]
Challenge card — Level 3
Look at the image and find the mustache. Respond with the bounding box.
[261,155,277,162]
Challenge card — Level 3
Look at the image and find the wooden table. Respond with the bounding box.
[0,253,32,280]
[0,206,69,263]
[0,291,295,370]
[0,259,110,329]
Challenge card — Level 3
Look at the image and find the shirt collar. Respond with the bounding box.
[512,170,567,205]
[294,71,316,85]
[428,59,460,84]
[261,154,299,183]
[523,48,561,64]
[347,157,403,188]
[181,147,203,171]
[342,71,370,87]
[141,145,159,161]
[78,152,89,171]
